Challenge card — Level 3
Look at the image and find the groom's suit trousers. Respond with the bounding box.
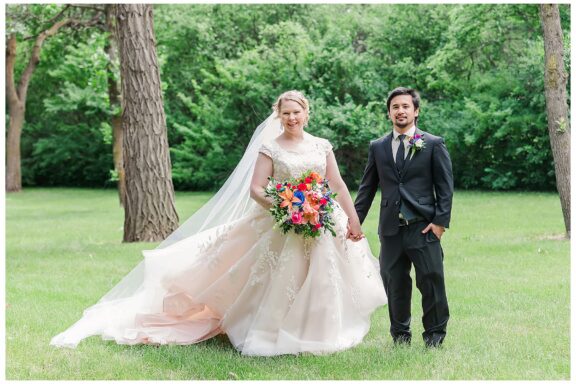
[379,220,449,344]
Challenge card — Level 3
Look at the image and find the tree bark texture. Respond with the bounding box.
[6,35,24,192]
[105,4,126,207]
[539,4,571,238]
[5,19,70,192]
[115,4,179,242]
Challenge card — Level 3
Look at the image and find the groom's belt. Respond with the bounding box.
[398,214,425,226]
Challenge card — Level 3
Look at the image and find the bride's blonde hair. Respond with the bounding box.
[272,90,310,116]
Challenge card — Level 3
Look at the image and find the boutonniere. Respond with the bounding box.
[408,134,425,159]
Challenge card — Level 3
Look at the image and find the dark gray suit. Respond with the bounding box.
[355,128,453,346]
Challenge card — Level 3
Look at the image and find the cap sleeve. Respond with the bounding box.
[259,141,274,158]
[319,138,333,154]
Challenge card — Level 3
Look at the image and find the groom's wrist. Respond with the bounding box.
[432,222,446,230]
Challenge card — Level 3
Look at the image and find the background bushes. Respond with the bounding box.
[13,4,570,190]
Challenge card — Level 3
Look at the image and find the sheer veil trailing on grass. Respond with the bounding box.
[50,113,281,346]
[104,113,281,302]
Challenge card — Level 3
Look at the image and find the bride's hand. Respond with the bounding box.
[346,220,365,242]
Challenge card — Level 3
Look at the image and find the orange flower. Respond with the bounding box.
[308,171,323,183]
[306,191,324,206]
[279,188,302,211]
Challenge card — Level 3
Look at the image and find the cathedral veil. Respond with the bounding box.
[98,112,282,302]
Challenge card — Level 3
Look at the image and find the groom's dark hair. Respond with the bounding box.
[386,87,421,123]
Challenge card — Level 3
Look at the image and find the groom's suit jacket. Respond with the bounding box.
[355,128,454,236]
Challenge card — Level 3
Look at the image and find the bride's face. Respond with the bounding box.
[280,100,308,135]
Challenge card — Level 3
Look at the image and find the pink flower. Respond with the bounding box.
[302,201,320,225]
[276,183,282,190]
[291,211,303,224]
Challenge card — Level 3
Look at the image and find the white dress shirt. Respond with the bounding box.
[392,125,416,163]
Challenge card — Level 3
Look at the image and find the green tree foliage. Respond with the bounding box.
[422,5,564,190]
[11,4,570,191]
[21,30,113,187]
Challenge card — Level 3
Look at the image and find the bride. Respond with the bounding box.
[51,90,387,356]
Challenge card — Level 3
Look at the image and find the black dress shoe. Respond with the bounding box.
[423,333,444,348]
[393,335,411,345]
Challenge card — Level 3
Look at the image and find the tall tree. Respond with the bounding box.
[6,7,71,192]
[539,4,570,238]
[115,4,179,242]
[5,5,102,192]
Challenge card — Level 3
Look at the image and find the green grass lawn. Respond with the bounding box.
[5,188,570,380]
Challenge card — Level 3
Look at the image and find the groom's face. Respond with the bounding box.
[388,95,419,130]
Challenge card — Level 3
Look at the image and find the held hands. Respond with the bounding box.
[346,218,445,242]
[422,223,446,240]
[346,219,365,242]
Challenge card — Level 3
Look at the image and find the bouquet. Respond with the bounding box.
[265,170,338,238]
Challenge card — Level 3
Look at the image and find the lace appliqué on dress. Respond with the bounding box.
[303,237,314,261]
[196,223,233,270]
[248,233,279,286]
[327,251,344,321]
[258,142,274,159]
[259,135,333,181]
[286,275,298,307]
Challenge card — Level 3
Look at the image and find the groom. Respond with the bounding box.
[351,87,453,347]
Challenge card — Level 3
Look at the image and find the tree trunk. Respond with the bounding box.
[115,4,179,242]
[539,4,570,238]
[5,17,71,192]
[6,34,23,192]
[6,111,24,191]
[6,105,25,192]
[105,4,126,207]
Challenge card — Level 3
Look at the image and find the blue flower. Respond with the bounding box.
[293,190,305,206]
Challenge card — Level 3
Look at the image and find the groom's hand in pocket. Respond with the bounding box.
[422,223,445,240]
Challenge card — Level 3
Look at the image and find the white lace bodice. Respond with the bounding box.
[259,133,333,180]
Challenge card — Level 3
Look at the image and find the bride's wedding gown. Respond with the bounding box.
[51,134,387,356]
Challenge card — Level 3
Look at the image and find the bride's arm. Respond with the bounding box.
[250,153,274,209]
[325,151,363,235]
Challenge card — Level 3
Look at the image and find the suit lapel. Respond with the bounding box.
[381,133,400,181]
